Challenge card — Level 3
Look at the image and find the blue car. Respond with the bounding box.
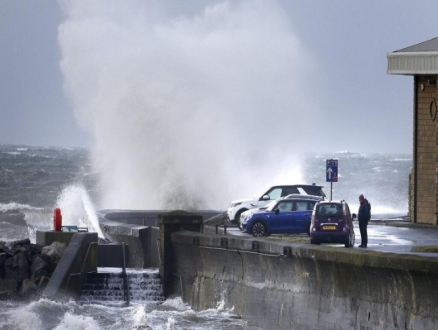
[241,195,321,237]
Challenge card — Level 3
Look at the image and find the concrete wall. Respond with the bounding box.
[169,231,438,330]
[97,210,217,269]
[98,209,221,227]
[98,217,160,268]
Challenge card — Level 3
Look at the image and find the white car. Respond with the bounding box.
[227,184,325,228]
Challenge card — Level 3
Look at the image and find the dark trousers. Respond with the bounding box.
[359,221,368,246]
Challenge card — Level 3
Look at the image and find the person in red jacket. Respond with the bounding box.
[358,194,371,248]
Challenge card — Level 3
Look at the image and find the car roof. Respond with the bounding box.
[270,184,324,188]
[283,194,322,200]
[317,200,348,205]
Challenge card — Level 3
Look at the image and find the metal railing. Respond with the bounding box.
[122,242,130,306]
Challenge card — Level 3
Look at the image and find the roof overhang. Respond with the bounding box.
[387,51,438,75]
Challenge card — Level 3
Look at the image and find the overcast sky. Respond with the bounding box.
[1,0,437,154]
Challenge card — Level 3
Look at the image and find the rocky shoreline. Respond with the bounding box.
[0,239,65,300]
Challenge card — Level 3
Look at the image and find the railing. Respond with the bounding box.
[121,242,130,306]
[66,241,97,296]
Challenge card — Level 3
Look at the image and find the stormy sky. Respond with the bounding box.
[1,0,436,155]
[3,0,436,210]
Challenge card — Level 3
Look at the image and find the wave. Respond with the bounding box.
[0,202,44,212]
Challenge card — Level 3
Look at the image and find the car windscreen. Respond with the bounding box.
[315,203,343,216]
[265,200,279,212]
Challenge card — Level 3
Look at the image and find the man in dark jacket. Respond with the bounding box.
[358,194,371,248]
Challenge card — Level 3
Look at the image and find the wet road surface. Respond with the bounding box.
[224,221,438,258]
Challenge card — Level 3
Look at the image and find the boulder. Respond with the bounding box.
[41,241,66,264]
[30,255,54,280]
[35,274,50,287]
[0,245,12,257]
[0,278,17,294]
[6,238,31,248]
[20,278,37,295]
[4,252,28,283]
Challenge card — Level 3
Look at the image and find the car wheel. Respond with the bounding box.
[235,210,246,230]
[345,231,355,248]
[251,221,266,237]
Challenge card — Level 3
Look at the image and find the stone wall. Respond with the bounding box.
[169,231,438,330]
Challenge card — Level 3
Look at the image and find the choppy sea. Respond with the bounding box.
[0,144,411,329]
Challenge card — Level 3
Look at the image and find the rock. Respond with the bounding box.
[41,241,66,264]
[30,255,54,280]
[6,238,31,249]
[4,252,28,283]
[0,278,17,294]
[20,278,37,295]
[28,244,43,263]
[0,245,13,257]
[34,274,50,288]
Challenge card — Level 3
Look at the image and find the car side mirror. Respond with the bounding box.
[275,209,279,214]
[352,213,357,219]
[261,195,270,201]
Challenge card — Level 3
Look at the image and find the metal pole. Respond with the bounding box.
[122,242,130,306]
[330,182,333,201]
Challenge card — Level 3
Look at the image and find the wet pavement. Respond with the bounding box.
[224,221,438,258]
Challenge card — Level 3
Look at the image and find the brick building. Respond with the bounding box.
[387,37,438,225]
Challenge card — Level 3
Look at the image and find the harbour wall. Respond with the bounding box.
[169,231,438,330]
[95,210,438,329]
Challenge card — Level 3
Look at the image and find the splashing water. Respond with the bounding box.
[56,185,104,237]
[58,0,321,211]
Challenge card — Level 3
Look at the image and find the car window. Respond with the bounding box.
[324,204,342,216]
[263,187,282,200]
[277,201,293,212]
[308,201,317,210]
[302,186,321,196]
[315,204,330,217]
[283,187,300,196]
[294,201,308,211]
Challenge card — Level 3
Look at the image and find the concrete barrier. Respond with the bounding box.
[42,232,98,300]
[98,209,221,227]
[98,217,160,268]
[169,231,438,330]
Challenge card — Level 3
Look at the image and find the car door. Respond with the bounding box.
[270,201,294,233]
[290,201,314,232]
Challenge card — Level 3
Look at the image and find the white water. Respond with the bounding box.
[58,0,320,211]
[56,185,104,237]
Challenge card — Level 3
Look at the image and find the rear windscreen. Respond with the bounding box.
[315,204,342,216]
[303,186,325,197]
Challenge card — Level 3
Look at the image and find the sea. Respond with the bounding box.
[0,144,411,329]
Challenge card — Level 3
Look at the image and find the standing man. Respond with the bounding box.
[358,194,371,248]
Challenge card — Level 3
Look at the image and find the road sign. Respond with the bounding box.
[326,159,338,182]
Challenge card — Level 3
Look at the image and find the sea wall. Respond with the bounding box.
[98,217,159,268]
[169,231,438,330]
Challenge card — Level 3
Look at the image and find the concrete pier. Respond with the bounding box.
[168,230,438,330]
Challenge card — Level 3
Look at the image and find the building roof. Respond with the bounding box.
[387,37,438,75]
[394,37,438,53]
